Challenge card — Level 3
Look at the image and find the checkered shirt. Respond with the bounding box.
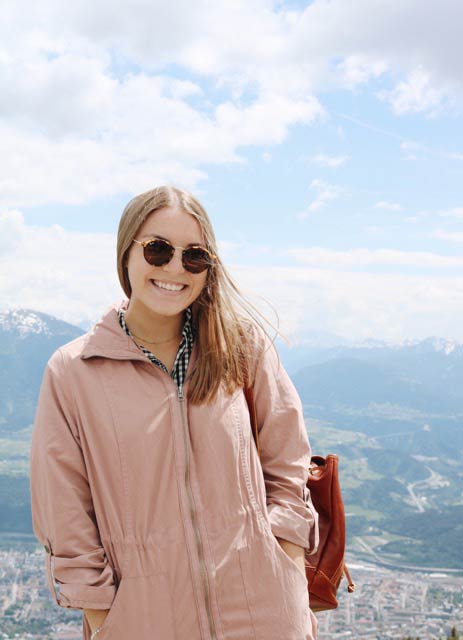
[118,305,195,390]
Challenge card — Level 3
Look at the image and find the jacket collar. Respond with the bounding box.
[80,298,198,366]
[80,298,145,361]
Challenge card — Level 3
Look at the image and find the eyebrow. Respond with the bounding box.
[140,234,205,248]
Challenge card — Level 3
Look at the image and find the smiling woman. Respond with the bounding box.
[29,184,320,640]
[124,207,209,323]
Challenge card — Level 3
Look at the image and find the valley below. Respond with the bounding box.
[303,410,463,571]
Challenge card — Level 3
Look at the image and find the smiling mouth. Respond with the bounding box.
[150,279,187,292]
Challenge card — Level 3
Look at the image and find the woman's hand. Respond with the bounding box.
[84,607,110,633]
[276,537,307,579]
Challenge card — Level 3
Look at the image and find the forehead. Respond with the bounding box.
[138,206,205,244]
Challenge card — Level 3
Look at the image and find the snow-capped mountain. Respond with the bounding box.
[0,308,83,340]
[410,336,461,356]
[1,306,462,436]
[0,309,84,434]
[1,307,462,572]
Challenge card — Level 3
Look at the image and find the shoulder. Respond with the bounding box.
[45,333,91,378]
[240,317,281,374]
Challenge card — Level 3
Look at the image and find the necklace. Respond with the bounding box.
[121,310,183,346]
[129,330,182,346]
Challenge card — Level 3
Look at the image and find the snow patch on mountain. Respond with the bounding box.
[0,308,53,337]
[419,336,460,355]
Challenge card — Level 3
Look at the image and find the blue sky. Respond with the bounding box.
[1,0,462,344]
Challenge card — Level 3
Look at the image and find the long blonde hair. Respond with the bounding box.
[117,185,286,405]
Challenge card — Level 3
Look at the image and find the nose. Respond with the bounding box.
[162,246,185,273]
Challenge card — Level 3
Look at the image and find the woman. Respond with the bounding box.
[30,185,319,640]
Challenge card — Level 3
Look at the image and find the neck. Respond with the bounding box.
[123,299,185,344]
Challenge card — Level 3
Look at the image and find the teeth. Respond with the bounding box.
[152,279,185,292]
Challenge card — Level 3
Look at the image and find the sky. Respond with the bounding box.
[1,0,462,346]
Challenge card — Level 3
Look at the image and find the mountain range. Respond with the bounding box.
[1,307,462,570]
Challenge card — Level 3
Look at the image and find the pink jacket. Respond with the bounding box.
[30,298,319,639]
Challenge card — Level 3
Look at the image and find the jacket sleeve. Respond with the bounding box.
[29,348,117,610]
[251,327,319,554]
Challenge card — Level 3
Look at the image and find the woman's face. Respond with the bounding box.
[125,205,209,318]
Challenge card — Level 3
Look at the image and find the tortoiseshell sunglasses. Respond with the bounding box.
[132,237,217,274]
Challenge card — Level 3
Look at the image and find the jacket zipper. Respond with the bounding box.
[177,383,217,640]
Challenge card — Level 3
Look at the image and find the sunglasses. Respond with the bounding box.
[132,237,217,274]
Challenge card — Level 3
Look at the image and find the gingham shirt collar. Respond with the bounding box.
[117,305,195,390]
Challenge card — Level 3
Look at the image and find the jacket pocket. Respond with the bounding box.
[91,574,177,640]
[90,578,125,639]
[239,530,312,639]
[214,543,256,639]
[94,573,177,640]
[266,530,309,593]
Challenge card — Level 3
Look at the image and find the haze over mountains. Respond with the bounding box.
[1,307,462,570]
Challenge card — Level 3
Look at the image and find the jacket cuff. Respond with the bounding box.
[45,545,117,610]
[268,488,319,554]
[58,583,117,610]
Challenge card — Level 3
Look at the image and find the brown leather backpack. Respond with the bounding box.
[244,385,355,612]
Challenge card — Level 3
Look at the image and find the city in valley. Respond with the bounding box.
[316,555,463,639]
[1,541,462,640]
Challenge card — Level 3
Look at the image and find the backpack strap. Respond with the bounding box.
[243,383,355,611]
[343,562,356,593]
[243,384,260,459]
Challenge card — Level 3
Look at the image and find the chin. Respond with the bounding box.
[144,296,191,314]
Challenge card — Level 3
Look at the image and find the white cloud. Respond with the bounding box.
[404,207,463,223]
[217,240,245,259]
[374,201,403,211]
[400,140,426,161]
[0,122,209,207]
[365,226,386,236]
[377,66,450,117]
[311,153,349,168]
[0,85,323,207]
[0,0,462,208]
[335,55,388,89]
[214,94,323,148]
[2,213,462,343]
[430,229,463,244]
[0,51,116,137]
[400,140,463,163]
[228,263,463,344]
[286,247,463,269]
[10,0,459,102]
[438,150,463,161]
[0,210,120,326]
[400,141,425,152]
[0,209,24,254]
[301,178,343,216]
[438,207,463,218]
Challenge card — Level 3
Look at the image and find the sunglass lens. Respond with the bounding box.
[143,239,173,266]
[183,247,213,273]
